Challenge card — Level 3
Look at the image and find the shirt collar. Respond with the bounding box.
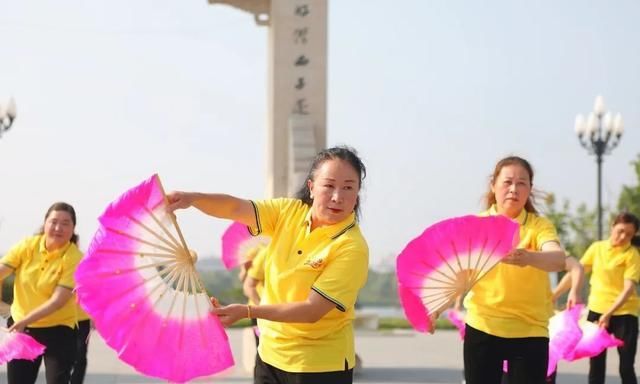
[607,240,632,253]
[38,235,72,257]
[488,204,528,226]
[303,208,357,240]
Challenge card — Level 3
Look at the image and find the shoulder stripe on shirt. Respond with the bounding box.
[539,239,560,250]
[312,286,346,312]
[331,220,356,240]
[1,262,16,270]
[248,200,262,236]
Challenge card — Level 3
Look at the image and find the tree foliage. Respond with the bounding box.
[357,269,399,306]
[617,154,640,219]
[542,154,640,255]
[541,192,597,259]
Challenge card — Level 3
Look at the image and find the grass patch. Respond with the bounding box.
[229,318,252,328]
[378,317,456,330]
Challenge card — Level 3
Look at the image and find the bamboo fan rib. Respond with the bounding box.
[396,215,519,333]
[74,174,234,383]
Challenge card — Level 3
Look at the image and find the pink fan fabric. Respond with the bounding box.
[566,320,624,361]
[446,309,466,339]
[221,221,269,270]
[547,305,583,376]
[0,326,46,364]
[396,215,519,332]
[75,174,234,383]
[397,284,431,332]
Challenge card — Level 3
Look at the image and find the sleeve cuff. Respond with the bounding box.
[1,262,16,270]
[312,286,346,312]
[247,200,262,236]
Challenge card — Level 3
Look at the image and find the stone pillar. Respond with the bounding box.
[208,0,327,198]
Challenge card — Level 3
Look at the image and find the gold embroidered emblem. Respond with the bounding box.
[304,258,324,269]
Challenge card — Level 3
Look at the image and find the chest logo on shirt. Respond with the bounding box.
[304,258,324,269]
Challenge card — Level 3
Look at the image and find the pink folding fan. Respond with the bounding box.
[0,318,46,364]
[75,174,234,383]
[396,215,519,332]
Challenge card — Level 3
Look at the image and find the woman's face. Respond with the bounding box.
[610,222,637,247]
[491,164,531,219]
[44,210,75,250]
[308,159,360,229]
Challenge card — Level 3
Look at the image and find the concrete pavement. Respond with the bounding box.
[0,329,635,383]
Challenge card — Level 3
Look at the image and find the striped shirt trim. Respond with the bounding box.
[487,205,529,226]
[1,262,16,270]
[248,200,262,236]
[539,239,560,250]
[330,219,356,240]
[312,286,346,312]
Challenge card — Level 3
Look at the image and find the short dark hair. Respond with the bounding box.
[38,201,79,244]
[295,146,367,219]
[612,212,640,233]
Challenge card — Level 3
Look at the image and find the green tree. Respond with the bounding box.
[617,154,640,218]
[542,193,596,258]
[542,193,597,306]
[357,270,399,306]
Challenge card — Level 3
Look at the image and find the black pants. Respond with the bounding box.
[70,319,91,384]
[464,324,549,384]
[587,311,638,384]
[7,317,78,384]
[254,353,353,384]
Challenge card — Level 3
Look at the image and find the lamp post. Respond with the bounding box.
[0,97,17,138]
[574,95,624,240]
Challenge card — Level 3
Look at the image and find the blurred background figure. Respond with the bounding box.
[555,212,639,384]
[0,202,83,384]
[241,245,266,344]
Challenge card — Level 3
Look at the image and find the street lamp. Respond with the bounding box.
[574,95,624,240]
[0,97,17,138]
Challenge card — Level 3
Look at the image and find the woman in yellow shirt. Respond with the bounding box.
[241,245,266,315]
[0,202,83,384]
[557,212,639,384]
[463,156,568,384]
[167,146,369,384]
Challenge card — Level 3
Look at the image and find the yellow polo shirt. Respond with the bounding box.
[464,206,559,338]
[1,235,82,328]
[581,240,640,316]
[249,198,369,373]
[246,246,266,306]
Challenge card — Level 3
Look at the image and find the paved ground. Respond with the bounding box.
[0,329,636,383]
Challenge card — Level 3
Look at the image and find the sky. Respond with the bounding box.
[1,1,639,270]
